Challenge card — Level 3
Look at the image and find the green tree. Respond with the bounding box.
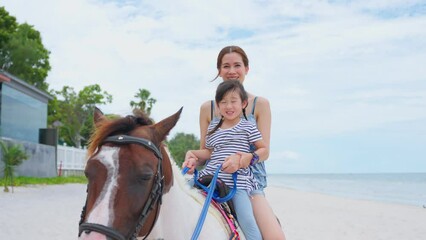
[0,140,29,193]
[0,7,51,91]
[167,132,200,167]
[0,7,18,49]
[130,89,156,116]
[48,84,113,148]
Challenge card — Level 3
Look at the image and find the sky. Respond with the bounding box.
[2,0,426,174]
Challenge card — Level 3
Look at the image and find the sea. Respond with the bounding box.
[267,173,426,207]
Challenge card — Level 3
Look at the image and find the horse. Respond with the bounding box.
[78,107,245,240]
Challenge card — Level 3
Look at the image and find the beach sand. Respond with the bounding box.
[0,184,86,240]
[1,184,425,240]
[265,187,426,240]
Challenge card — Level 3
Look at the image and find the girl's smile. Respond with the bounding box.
[218,90,247,126]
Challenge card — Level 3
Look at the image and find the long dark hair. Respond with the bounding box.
[207,80,248,135]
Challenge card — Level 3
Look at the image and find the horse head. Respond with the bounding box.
[78,107,182,240]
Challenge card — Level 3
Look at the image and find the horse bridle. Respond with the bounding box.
[78,135,164,240]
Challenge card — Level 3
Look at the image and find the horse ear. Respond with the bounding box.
[94,107,105,124]
[152,107,183,143]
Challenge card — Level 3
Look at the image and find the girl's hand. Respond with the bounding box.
[182,151,198,174]
[221,154,242,173]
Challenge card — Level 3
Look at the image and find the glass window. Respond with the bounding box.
[0,84,48,142]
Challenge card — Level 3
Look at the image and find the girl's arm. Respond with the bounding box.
[187,149,212,162]
[182,148,212,174]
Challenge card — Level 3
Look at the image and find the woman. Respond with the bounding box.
[200,46,286,239]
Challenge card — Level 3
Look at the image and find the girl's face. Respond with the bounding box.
[219,52,249,84]
[218,90,247,122]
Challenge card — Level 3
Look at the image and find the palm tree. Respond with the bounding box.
[130,89,157,116]
[0,140,29,193]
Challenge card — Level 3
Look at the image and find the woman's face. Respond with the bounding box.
[219,52,249,84]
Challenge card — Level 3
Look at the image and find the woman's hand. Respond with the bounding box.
[235,151,253,168]
[182,151,198,174]
[222,153,243,173]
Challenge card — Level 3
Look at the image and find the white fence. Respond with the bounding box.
[57,145,87,176]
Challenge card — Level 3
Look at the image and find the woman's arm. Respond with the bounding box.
[235,139,268,169]
[181,100,212,174]
[199,100,211,150]
[197,100,211,166]
[254,96,271,159]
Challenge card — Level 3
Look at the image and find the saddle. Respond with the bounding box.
[196,175,238,222]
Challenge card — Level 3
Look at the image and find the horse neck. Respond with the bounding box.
[148,161,230,239]
[159,162,213,220]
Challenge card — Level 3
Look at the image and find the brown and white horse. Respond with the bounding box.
[78,107,244,240]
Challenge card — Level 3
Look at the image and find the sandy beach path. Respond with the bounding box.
[1,184,426,240]
[0,184,87,240]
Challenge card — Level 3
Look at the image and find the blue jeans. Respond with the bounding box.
[233,189,262,240]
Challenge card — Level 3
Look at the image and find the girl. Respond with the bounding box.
[183,80,267,239]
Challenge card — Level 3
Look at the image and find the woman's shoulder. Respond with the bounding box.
[251,95,270,114]
[254,95,270,105]
[200,99,214,120]
[200,100,212,111]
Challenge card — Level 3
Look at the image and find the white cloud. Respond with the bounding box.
[3,0,425,173]
[271,150,301,161]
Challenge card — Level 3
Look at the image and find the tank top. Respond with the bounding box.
[210,96,268,189]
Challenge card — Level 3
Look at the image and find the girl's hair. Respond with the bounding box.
[213,46,249,80]
[208,80,248,135]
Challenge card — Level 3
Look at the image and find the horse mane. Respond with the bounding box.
[87,109,153,156]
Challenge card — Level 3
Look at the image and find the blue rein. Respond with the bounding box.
[193,169,237,203]
[182,166,237,240]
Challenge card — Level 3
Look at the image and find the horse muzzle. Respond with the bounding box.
[78,222,127,240]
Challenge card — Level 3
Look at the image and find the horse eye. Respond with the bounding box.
[138,173,153,181]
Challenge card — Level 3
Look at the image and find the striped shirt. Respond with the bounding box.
[199,118,262,192]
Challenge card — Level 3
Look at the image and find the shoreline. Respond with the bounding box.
[1,184,425,240]
[266,172,426,208]
[267,184,426,208]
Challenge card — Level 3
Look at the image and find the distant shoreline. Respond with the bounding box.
[267,172,426,207]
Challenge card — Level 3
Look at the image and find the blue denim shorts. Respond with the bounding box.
[251,161,267,190]
[250,188,265,196]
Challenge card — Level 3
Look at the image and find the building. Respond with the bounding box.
[0,70,57,177]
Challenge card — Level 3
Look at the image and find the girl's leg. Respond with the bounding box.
[251,193,286,240]
[233,190,262,240]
